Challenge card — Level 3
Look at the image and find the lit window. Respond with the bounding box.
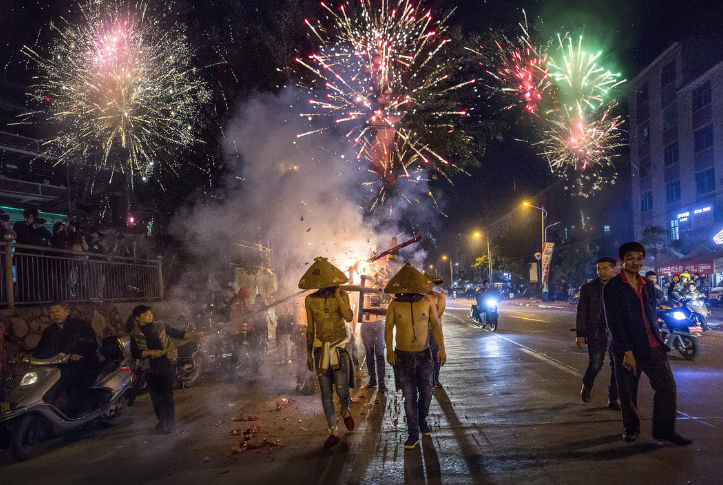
[603,225,610,233]
[637,124,650,146]
[670,219,679,241]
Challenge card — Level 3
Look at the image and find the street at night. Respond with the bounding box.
[4,301,723,484]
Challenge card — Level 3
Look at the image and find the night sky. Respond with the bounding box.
[1,0,722,255]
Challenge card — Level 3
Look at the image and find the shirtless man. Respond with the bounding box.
[300,257,355,449]
[385,263,446,450]
[424,273,446,389]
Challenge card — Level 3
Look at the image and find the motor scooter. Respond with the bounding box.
[470,295,499,331]
[657,303,703,360]
[683,298,709,332]
[0,336,133,461]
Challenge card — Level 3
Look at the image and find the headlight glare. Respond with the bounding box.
[672,311,687,321]
[20,372,38,387]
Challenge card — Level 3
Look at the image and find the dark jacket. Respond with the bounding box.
[603,274,667,359]
[575,278,607,339]
[33,316,97,358]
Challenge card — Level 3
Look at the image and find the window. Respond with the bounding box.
[641,191,653,212]
[694,124,714,153]
[663,142,679,166]
[670,219,679,241]
[637,123,650,146]
[603,225,610,233]
[639,156,651,177]
[662,103,677,130]
[692,81,712,112]
[666,180,681,204]
[661,61,676,88]
[696,167,715,195]
[636,84,649,106]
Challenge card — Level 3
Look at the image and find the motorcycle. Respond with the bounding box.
[683,298,709,332]
[175,339,203,388]
[0,336,133,461]
[470,295,499,331]
[657,303,703,360]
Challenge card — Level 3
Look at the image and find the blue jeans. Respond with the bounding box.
[316,348,352,429]
[394,348,434,440]
[361,321,387,391]
[582,331,618,401]
[428,330,441,386]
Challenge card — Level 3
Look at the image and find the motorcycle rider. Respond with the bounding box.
[33,302,99,417]
[473,281,497,323]
[667,274,681,301]
[128,305,197,434]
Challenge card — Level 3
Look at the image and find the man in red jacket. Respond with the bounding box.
[603,242,691,445]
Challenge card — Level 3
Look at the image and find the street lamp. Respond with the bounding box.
[441,255,453,288]
[474,231,492,283]
[523,201,549,297]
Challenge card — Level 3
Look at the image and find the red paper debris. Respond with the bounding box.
[306,228,311,232]
[276,398,294,411]
[232,415,259,422]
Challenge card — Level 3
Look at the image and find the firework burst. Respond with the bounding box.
[534,102,624,196]
[548,34,624,116]
[21,0,210,183]
[297,0,474,208]
[469,13,552,115]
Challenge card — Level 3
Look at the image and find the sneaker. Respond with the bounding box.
[581,385,591,403]
[623,430,640,442]
[419,421,432,436]
[608,399,621,411]
[343,413,355,431]
[323,434,340,449]
[404,436,420,449]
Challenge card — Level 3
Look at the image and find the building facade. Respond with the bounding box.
[630,39,723,252]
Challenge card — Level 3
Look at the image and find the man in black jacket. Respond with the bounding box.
[576,257,619,410]
[603,242,691,445]
[33,302,99,416]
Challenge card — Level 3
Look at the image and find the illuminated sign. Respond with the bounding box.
[714,229,723,244]
[677,212,689,218]
[679,217,688,222]
[694,206,712,215]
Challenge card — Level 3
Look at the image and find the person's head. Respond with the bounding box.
[224,284,235,299]
[49,302,69,324]
[53,222,65,237]
[694,273,701,279]
[482,280,490,288]
[688,282,697,291]
[618,242,646,275]
[597,257,617,282]
[680,273,690,283]
[23,209,37,223]
[644,270,657,282]
[89,230,99,242]
[132,305,153,325]
[672,274,680,282]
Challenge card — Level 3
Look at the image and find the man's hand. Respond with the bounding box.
[144,349,165,359]
[437,348,447,366]
[387,350,396,367]
[307,353,314,372]
[70,354,83,362]
[623,351,636,375]
[575,337,586,349]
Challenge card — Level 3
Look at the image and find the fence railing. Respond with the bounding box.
[1,239,163,307]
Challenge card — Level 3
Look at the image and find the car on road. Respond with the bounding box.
[708,285,723,305]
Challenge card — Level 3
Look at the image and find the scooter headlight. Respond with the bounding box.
[484,298,498,307]
[672,311,688,321]
[19,371,38,387]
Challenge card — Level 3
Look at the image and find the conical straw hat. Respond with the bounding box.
[423,272,443,286]
[384,263,430,294]
[298,257,349,289]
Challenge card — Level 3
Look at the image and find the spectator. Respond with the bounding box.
[275,300,295,364]
[51,222,71,250]
[0,209,16,240]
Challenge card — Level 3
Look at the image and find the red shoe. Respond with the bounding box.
[343,414,355,431]
[323,434,340,448]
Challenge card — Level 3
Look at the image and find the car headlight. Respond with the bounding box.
[19,372,38,387]
[672,311,687,321]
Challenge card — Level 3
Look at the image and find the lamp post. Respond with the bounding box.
[442,255,452,290]
[474,231,492,283]
[523,202,548,297]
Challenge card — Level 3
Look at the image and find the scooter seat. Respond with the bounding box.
[93,359,120,385]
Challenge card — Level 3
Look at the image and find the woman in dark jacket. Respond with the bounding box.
[128,305,196,434]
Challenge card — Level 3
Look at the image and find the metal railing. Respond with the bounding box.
[1,238,163,307]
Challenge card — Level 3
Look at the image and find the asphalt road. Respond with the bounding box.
[3,300,723,485]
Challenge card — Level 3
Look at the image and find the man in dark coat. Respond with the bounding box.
[33,302,99,416]
[603,242,691,445]
[576,257,619,410]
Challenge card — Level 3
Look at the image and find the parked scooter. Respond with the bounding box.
[657,303,703,360]
[0,336,133,461]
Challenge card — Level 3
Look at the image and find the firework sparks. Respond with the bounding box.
[297,0,473,208]
[21,0,210,183]
[469,13,552,115]
[548,34,625,116]
[534,102,624,196]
